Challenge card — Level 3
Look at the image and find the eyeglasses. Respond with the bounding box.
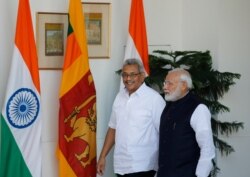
[121,72,141,79]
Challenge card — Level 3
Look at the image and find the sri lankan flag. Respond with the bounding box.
[57,0,97,177]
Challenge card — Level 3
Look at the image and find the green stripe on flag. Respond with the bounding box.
[0,114,32,177]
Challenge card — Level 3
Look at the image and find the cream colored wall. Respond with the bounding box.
[1,0,250,177]
[215,1,250,176]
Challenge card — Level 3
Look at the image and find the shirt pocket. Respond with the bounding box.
[129,109,152,128]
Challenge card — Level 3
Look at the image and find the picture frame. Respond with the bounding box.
[36,3,110,69]
[36,12,68,70]
[83,2,111,59]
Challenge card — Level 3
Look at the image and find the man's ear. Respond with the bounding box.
[140,72,146,81]
[181,81,188,91]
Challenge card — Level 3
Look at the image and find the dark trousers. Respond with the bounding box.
[116,170,156,177]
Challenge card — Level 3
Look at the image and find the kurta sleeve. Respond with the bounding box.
[190,104,215,177]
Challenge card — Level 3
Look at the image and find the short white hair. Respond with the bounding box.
[123,58,145,73]
[169,68,193,89]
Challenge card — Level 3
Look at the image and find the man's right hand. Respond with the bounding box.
[97,156,106,176]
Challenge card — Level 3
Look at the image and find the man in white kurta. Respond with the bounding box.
[97,59,165,177]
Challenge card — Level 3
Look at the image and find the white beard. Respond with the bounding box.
[164,84,182,101]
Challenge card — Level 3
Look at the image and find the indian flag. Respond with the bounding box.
[0,0,42,177]
[57,0,97,177]
[124,0,149,74]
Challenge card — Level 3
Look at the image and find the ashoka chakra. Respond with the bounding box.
[6,88,40,129]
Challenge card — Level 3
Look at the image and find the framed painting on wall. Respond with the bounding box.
[83,2,111,59]
[36,12,68,70]
[36,4,111,69]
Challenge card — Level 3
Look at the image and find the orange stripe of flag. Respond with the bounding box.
[59,0,90,97]
[129,0,149,74]
[63,32,81,70]
[15,0,40,93]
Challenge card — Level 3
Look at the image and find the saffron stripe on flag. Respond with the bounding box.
[124,0,149,74]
